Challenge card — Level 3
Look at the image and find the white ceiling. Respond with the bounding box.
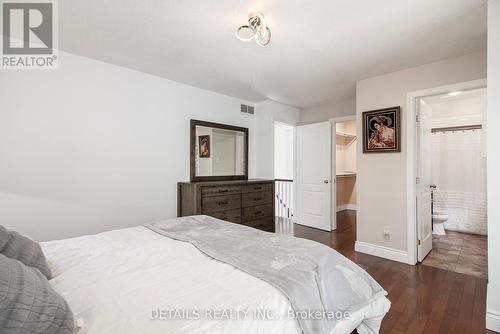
[59,0,487,108]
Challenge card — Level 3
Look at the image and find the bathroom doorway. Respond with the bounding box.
[416,87,487,278]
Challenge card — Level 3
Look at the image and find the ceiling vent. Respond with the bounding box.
[241,104,255,115]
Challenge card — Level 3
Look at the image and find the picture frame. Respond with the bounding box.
[198,135,211,158]
[362,106,401,153]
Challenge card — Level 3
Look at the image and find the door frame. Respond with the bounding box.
[272,119,296,180]
[406,78,487,265]
[329,115,357,230]
[272,119,297,220]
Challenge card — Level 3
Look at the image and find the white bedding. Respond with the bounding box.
[41,226,389,334]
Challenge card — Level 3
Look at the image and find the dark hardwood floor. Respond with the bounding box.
[276,211,494,334]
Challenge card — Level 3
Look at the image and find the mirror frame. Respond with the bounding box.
[190,119,249,182]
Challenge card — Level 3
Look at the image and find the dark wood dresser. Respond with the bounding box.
[177,179,275,232]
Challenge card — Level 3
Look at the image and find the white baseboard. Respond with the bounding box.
[336,204,357,212]
[355,241,411,264]
[487,310,500,333]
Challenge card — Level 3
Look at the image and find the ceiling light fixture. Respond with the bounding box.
[236,12,271,47]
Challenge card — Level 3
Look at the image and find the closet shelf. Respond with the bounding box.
[336,172,357,178]
[336,131,356,145]
[336,131,356,138]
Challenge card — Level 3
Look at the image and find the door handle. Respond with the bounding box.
[324,180,329,184]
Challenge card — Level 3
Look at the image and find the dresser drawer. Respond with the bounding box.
[202,185,241,197]
[208,209,241,224]
[245,217,274,232]
[242,183,273,193]
[242,203,273,222]
[202,194,241,213]
[242,191,273,208]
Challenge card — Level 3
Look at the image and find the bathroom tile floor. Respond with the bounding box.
[421,230,488,279]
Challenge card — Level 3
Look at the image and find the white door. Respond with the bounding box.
[417,100,433,261]
[295,122,332,231]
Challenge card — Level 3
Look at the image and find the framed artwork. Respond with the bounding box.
[198,135,210,158]
[362,106,401,153]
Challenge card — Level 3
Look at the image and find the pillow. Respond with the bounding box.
[0,254,75,334]
[0,225,52,279]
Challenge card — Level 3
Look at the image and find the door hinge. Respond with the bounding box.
[416,177,421,184]
[416,114,420,122]
[417,239,421,246]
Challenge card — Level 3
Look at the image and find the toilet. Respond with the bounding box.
[432,212,447,235]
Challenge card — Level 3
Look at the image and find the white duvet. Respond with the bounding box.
[41,226,389,334]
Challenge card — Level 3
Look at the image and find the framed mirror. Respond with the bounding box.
[190,119,248,182]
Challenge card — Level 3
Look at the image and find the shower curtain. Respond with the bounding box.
[431,129,487,235]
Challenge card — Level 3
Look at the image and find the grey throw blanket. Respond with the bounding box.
[146,215,387,334]
[0,254,74,334]
[0,225,52,279]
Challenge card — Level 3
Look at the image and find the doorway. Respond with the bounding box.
[413,84,487,278]
[295,121,332,231]
[273,121,295,232]
[294,117,358,233]
[333,117,357,231]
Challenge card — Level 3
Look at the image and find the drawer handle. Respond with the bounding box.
[254,187,262,190]
[254,211,262,215]
[218,189,229,193]
[218,201,229,205]
[254,197,262,201]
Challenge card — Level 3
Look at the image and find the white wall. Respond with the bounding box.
[0,51,299,241]
[355,50,486,261]
[300,98,355,124]
[254,100,301,180]
[487,0,500,331]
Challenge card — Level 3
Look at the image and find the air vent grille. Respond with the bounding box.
[240,104,255,115]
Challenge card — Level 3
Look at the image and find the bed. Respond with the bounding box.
[40,217,390,334]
